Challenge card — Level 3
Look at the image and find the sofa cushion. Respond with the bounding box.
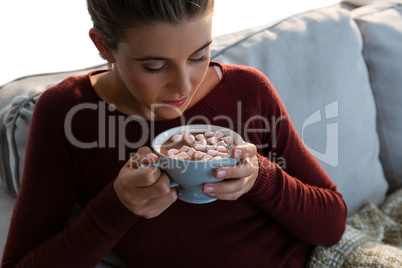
[3,90,43,195]
[352,3,402,193]
[0,65,108,196]
[211,5,388,214]
[0,187,17,259]
[342,0,402,7]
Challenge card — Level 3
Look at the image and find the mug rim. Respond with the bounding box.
[151,124,244,163]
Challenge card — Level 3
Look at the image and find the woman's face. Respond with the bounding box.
[110,16,213,120]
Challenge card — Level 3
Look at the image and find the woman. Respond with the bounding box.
[1,1,347,267]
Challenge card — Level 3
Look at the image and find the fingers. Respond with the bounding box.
[134,191,177,219]
[202,178,246,200]
[122,147,161,187]
[231,142,257,160]
[204,147,260,200]
[214,160,253,180]
[133,172,172,200]
[216,142,259,180]
[115,147,177,219]
[124,174,178,219]
[115,170,177,219]
[120,161,161,188]
[125,147,159,169]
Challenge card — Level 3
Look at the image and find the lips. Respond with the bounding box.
[162,97,187,107]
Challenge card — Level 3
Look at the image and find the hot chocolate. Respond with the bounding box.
[160,130,235,161]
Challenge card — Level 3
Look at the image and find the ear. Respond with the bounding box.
[89,28,116,63]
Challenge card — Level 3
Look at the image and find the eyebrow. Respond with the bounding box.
[133,40,213,62]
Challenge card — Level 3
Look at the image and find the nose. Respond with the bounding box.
[168,65,192,96]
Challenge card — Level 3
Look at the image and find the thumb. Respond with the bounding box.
[125,147,159,169]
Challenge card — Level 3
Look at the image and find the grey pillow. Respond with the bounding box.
[3,90,43,195]
[352,3,402,193]
[0,65,108,195]
[211,5,388,214]
[0,83,45,196]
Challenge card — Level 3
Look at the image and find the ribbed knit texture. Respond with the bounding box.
[2,63,347,268]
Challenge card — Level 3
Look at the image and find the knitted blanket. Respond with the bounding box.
[308,188,402,267]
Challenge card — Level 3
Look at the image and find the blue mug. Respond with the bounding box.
[142,125,243,204]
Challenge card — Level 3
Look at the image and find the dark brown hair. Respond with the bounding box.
[87,0,215,51]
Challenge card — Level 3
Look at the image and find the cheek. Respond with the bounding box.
[192,62,210,83]
[118,65,159,97]
[127,78,159,100]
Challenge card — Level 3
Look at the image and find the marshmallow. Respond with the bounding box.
[216,141,227,147]
[216,146,227,153]
[220,136,234,144]
[194,139,207,146]
[207,137,218,145]
[168,149,179,156]
[194,144,207,151]
[179,145,190,153]
[195,134,206,140]
[194,151,206,160]
[212,156,222,160]
[204,131,215,137]
[202,154,214,161]
[217,152,230,158]
[214,132,224,139]
[176,152,190,160]
[187,148,196,157]
[184,132,196,145]
[171,134,183,143]
[206,145,217,151]
[207,149,218,156]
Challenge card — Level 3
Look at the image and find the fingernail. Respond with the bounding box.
[204,186,214,193]
[234,149,242,159]
[217,170,227,179]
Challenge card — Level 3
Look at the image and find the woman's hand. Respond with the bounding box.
[114,147,177,219]
[202,142,259,200]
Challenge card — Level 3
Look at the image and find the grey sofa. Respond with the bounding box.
[1,2,402,266]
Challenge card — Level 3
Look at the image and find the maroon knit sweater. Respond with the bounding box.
[2,63,347,268]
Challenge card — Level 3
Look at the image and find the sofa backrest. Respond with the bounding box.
[351,3,402,193]
[211,4,390,214]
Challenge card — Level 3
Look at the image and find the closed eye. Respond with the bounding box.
[189,55,207,64]
[143,55,208,74]
[144,64,167,74]
[138,40,212,74]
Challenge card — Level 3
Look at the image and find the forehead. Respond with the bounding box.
[119,17,213,57]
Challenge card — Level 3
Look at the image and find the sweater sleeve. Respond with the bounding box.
[244,69,347,246]
[1,86,138,268]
